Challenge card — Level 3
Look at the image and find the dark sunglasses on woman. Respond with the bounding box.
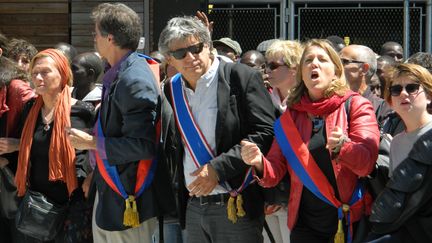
[265,62,287,71]
[389,83,421,96]
[169,42,204,60]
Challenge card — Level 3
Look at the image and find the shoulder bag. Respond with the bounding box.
[15,189,68,241]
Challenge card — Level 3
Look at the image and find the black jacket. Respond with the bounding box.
[370,128,432,242]
[162,60,276,227]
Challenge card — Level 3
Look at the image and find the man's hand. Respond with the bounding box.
[0,156,9,168]
[65,128,96,150]
[240,140,264,172]
[0,137,20,155]
[187,164,219,197]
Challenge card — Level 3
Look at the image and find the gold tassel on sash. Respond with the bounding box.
[227,196,237,223]
[334,204,349,243]
[236,194,246,217]
[227,193,247,224]
[123,195,140,228]
[334,219,345,243]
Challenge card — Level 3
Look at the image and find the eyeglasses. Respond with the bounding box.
[340,58,365,66]
[265,62,287,71]
[389,83,421,96]
[169,43,204,60]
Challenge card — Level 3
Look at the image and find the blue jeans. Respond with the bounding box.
[152,221,186,243]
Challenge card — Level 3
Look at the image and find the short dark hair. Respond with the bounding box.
[7,38,38,61]
[406,52,432,74]
[0,56,28,87]
[54,42,77,62]
[73,52,104,81]
[91,3,142,50]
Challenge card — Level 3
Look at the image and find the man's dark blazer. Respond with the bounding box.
[162,59,276,227]
[93,52,174,231]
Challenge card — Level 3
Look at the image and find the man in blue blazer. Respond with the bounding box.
[68,3,174,242]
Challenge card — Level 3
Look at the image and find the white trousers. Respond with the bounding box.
[263,207,290,243]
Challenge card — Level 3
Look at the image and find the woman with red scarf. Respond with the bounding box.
[241,39,380,243]
[2,49,94,243]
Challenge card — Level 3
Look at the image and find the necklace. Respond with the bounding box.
[41,106,55,131]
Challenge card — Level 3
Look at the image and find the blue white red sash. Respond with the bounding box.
[169,73,255,193]
[94,115,159,199]
[274,111,365,243]
[94,112,160,227]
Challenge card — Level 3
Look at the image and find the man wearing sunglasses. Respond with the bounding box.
[340,44,392,124]
[159,16,275,243]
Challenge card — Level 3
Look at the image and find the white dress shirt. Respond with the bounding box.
[180,57,226,195]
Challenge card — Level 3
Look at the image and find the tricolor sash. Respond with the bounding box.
[170,73,254,223]
[274,111,365,243]
[94,114,160,228]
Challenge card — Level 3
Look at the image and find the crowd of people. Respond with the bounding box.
[0,3,431,243]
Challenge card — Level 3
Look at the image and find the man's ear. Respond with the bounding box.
[0,47,3,57]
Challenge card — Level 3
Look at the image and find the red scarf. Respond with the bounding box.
[291,91,357,116]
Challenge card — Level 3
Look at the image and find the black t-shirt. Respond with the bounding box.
[296,119,340,236]
[27,100,94,205]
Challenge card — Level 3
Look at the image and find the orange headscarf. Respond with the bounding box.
[15,48,77,197]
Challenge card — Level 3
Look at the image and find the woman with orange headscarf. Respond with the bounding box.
[4,49,94,243]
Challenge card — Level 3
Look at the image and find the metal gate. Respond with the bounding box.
[209,7,279,52]
[290,1,429,55]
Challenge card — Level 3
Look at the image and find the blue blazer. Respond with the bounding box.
[93,52,174,231]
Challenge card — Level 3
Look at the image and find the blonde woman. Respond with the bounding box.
[265,40,303,114]
[262,40,303,243]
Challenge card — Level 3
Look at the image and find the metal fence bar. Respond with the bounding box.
[427,0,431,52]
[404,0,410,58]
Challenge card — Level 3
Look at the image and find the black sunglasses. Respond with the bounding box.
[169,43,204,60]
[340,58,365,66]
[265,62,287,71]
[389,83,421,96]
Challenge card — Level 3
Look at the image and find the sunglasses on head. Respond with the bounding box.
[265,62,287,71]
[169,42,204,60]
[389,83,421,96]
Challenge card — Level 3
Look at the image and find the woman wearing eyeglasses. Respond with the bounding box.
[367,63,432,243]
[241,39,380,243]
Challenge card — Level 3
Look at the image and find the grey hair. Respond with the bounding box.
[356,45,377,80]
[158,16,211,56]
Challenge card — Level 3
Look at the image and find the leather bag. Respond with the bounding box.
[15,190,68,241]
